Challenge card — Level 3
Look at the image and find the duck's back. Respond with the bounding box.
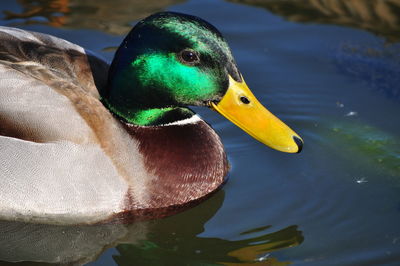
[0,27,108,142]
[0,27,148,225]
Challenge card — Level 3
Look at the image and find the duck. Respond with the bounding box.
[0,12,303,225]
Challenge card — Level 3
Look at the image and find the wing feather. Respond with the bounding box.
[0,27,132,224]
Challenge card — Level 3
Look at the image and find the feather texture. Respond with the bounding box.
[0,27,152,224]
[0,26,228,225]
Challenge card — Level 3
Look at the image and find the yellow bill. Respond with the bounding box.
[210,75,303,153]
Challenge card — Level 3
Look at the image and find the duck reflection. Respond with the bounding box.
[229,0,400,42]
[114,191,303,265]
[0,191,303,265]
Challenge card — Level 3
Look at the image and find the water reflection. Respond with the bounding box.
[3,0,400,42]
[335,42,400,101]
[3,0,184,35]
[0,219,146,264]
[229,0,400,42]
[115,226,301,265]
[323,119,400,183]
[0,191,303,265]
[113,191,303,265]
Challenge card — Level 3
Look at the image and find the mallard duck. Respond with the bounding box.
[0,12,302,225]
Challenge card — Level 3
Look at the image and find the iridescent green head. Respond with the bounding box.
[104,12,241,126]
[104,12,303,152]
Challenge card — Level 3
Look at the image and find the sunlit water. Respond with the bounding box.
[0,0,399,265]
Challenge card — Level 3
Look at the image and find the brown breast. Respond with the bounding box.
[117,118,229,221]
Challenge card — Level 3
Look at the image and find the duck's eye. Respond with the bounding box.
[240,96,250,104]
[179,49,200,65]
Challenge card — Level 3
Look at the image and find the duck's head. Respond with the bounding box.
[104,12,303,153]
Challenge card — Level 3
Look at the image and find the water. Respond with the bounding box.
[0,0,399,265]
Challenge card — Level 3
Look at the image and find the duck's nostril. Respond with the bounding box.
[293,136,303,153]
[240,96,250,104]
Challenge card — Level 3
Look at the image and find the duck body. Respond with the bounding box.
[0,26,227,225]
[0,12,302,225]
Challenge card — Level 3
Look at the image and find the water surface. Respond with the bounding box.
[0,0,399,265]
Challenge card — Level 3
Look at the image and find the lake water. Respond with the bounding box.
[0,0,399,265]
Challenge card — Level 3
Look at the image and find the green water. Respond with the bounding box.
[0,0,399,265]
